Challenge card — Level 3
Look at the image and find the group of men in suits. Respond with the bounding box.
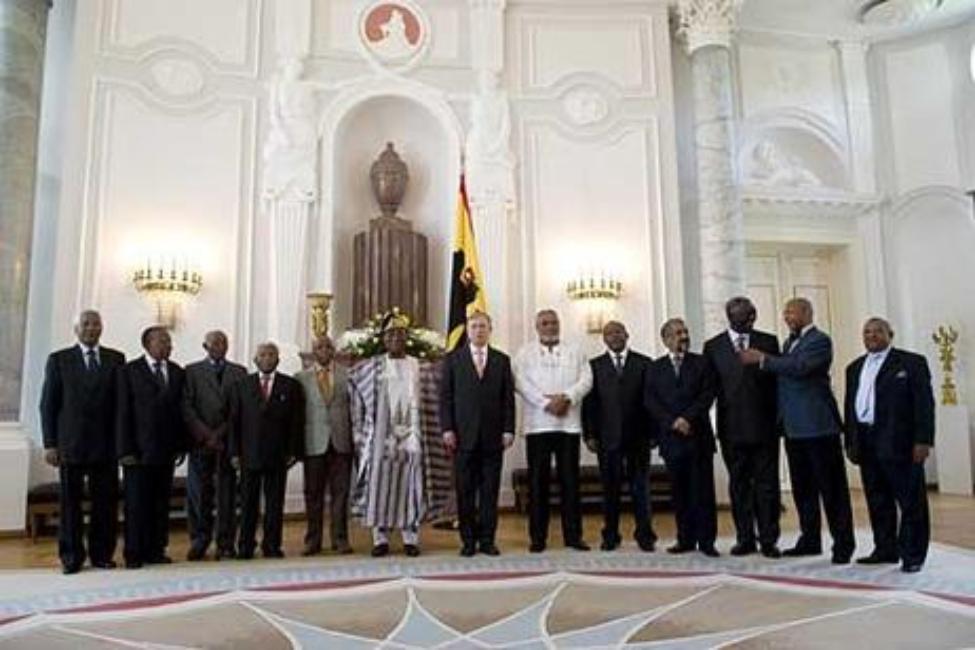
[41,299,935,575]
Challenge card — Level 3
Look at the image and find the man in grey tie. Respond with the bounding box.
[844,318,934,573]
[181,331,247,560]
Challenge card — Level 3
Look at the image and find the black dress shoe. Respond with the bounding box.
[186,546,207,562]
[857,552,899,565]
[215,547,237,561]
[262,548,285,559]
[783,545,822,558]
[567,540,590,551]
[146,555,173,565]
[901,562,923,574]
[301,546,321,557]
[125,560,143,569]
[730,542,757,556]
[238,550,254,560]
[334,544,354,555]
[404,544,421,557]
[479,543,501,556]
[62,563,82,575]
[600,539,619,552]
[667,543,696,555]
[761,545,782,559]
[699,546,721,558]
[831,553,852,565]
[460,545,476,557]
[637,539,656,553]
[529,542,546,553]
[91,559,117,569]
[371,543,390,558]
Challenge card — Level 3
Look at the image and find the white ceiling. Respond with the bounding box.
[739,0,975,40]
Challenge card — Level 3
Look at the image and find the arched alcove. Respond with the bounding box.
[328,94,459,333]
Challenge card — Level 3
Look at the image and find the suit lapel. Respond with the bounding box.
[874,348,900,391]
[717,335,743,385]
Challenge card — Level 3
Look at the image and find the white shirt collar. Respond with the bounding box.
[727,328,749,344]
[144,355,166,369]
[608,347,628,361]
[538,340,561,354]
[78,342,99,355]
[867,346,891,362]
[470,342,489,355]
[259,370,277,380]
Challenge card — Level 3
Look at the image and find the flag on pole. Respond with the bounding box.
[446,175,487,351]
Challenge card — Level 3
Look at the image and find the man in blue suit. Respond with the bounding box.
[740,298,855,564]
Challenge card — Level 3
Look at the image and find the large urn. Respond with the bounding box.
[352,143,428,326]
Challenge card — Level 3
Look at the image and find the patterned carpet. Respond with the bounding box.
[0,534,973,648]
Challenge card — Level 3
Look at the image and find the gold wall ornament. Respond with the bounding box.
[307,292,333,339]
[932,324,959,406]
[132,254,202,329]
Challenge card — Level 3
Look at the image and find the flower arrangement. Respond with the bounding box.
[337,307,445,360]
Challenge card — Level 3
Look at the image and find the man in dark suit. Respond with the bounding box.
[844,317,934,573]
[40,310,126,574]
[181,330,247,561]
[229,342,304,559]
[645,318,719,557]
[116,326,188,569]
[741,298,855,564]
[703,296,782,558]
[582,321,656,552]
[441,312,516,557]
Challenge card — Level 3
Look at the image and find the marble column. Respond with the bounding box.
[678,0,746,336]
[0,0,51,422]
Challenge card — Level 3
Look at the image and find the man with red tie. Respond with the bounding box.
[228,342,304,559]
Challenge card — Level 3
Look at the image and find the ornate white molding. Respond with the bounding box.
[676,0,744,54]
[741,186,881,218]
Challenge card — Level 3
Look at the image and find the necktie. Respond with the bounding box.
[785,332,800,354]
[153,361,166,387]
[261,375,271,401]
[673,354,683,379]
[736,334,747,351]
[474,348,486,378]
[614,353,624,376]
[857,355,880,422]
[214,362,225,384]
[86,349,99,372]
[316,367,333,401]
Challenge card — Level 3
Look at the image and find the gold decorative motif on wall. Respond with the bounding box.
[932,324,959,406]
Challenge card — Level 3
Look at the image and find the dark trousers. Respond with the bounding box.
[785,435,855,556]
[58,462,118,568]
[526,431,583,546]
[597,446,655,546]
[858,431,930,565]
[123,463,174,563]
[663,450,717,549]
[303,449,352,551]
[454,446,503,548]
[721,440,781,547]
[186,448,238,553]
[239,467,287,555]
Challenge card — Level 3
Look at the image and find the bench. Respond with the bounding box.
[512,464,672,514]
[26,476,189,541]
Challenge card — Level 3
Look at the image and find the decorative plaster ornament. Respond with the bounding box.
[563,87,610,126]
[358,1,430,72]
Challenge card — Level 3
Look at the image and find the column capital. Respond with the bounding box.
[677,0,744,55]
[469,0,506,10]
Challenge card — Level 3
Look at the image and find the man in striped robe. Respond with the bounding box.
[348,316,451,557]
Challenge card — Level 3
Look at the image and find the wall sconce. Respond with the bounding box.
[132,255,202,329]
[567,271,623,334]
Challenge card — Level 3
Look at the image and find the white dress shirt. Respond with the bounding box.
[609,348,628,373]
[259,371,277,397]
[855,347,891,425]
[727,328,750,350]
[470,343,488,373]
[145,356,168,383]
[79,343,100,369]
[513,341,593,435]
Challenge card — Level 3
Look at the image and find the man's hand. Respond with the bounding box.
[44,448,60,467]
[286,456,297,469]
[443,431,458,454]
[912,444,931,464]
[545,394,571,417]
[583,437,598,454]
[175,453,186,467]
[503,433,515,449]
[738,349,764,365]
[230,456,241,470]
[119,455,138,466]
[673,417,692,436]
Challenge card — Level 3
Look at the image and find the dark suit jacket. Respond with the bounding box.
[703,330,779,446]
[228,373,305,470]
[440,346,516,452]
[582,350,654,456]
[844,348,935,461]
[645,352,716,462]
[40,345,126,464]
[181,358,248,449]
[763,326,842,439]
[116,357,188,465]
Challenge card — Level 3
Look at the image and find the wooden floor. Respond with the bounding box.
[2,489,973,570]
